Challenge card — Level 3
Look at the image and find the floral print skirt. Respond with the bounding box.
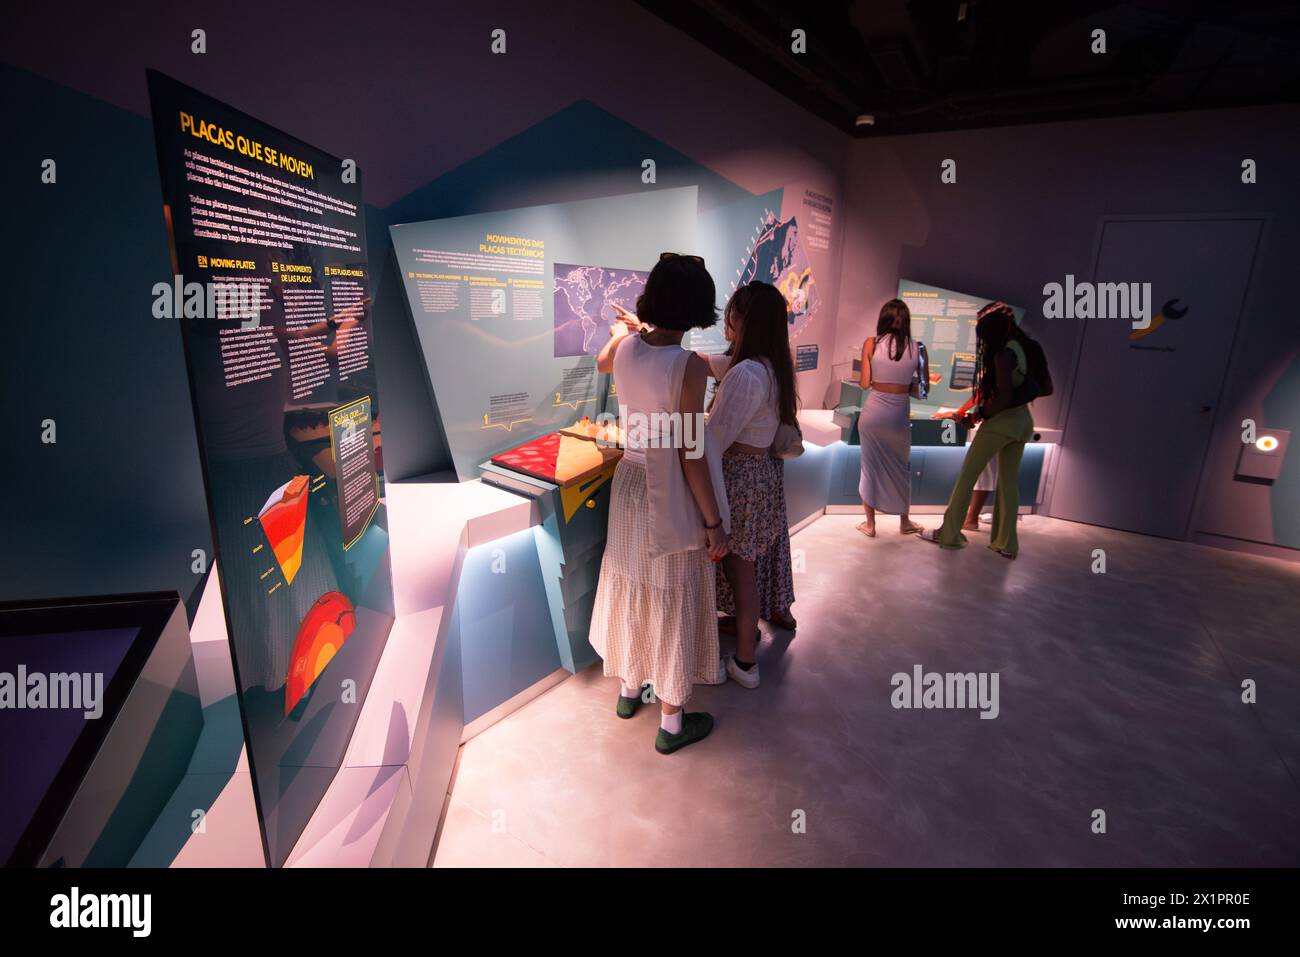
[716,450,796,620]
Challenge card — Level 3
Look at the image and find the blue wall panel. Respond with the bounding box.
[454,529,563,724]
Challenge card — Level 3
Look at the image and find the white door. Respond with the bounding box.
[1050,217,1262,539]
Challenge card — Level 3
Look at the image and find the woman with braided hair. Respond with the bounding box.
[921,302,1035,559]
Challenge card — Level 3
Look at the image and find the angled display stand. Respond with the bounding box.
[0,593,202,867]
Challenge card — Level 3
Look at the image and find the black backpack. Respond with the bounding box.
[1023,337,1053,398]
[1009,337,1053,406]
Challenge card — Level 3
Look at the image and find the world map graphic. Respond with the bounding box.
[553,263,649,358]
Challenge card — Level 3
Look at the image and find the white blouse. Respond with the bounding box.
[706,354,780,451]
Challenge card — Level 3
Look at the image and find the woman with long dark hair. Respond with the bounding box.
[589,253,730,754]
[857,299,925,537]
[922,302,1034,557]
[701,281,799,689]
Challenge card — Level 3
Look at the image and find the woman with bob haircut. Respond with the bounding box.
[589,253,730,754]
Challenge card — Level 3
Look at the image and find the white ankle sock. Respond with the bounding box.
[620,680,640,699]
[660,711,682,735]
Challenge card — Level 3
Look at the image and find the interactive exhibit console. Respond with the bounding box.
[0,77,1060,868]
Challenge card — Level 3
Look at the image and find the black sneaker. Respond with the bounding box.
[655,712,714,754]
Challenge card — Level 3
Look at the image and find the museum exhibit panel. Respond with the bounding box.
[1,1,1298,894]
[145,73,398,867]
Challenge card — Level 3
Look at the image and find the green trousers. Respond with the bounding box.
[938,406,1032,556]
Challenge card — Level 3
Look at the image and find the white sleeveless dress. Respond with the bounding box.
[587,335,727,706]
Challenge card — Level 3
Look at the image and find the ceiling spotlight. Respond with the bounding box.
[855,114,876,128]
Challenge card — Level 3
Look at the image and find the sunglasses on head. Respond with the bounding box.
[660,252,705,265]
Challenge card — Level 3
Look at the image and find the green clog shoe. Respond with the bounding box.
[655,712,714,754]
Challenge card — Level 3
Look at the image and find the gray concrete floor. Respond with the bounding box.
[432,515,1300,867]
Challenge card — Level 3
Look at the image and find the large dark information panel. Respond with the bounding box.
[147,72,394,866]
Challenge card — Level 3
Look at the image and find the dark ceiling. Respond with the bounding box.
[634,0,1300,136]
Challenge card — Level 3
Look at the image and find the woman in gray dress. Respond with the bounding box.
[858,299,925,537]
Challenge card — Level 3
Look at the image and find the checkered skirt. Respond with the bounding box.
[588,458,722,706]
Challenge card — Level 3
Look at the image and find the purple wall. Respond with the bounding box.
[0,0,848,208]
[1,0,852,432]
